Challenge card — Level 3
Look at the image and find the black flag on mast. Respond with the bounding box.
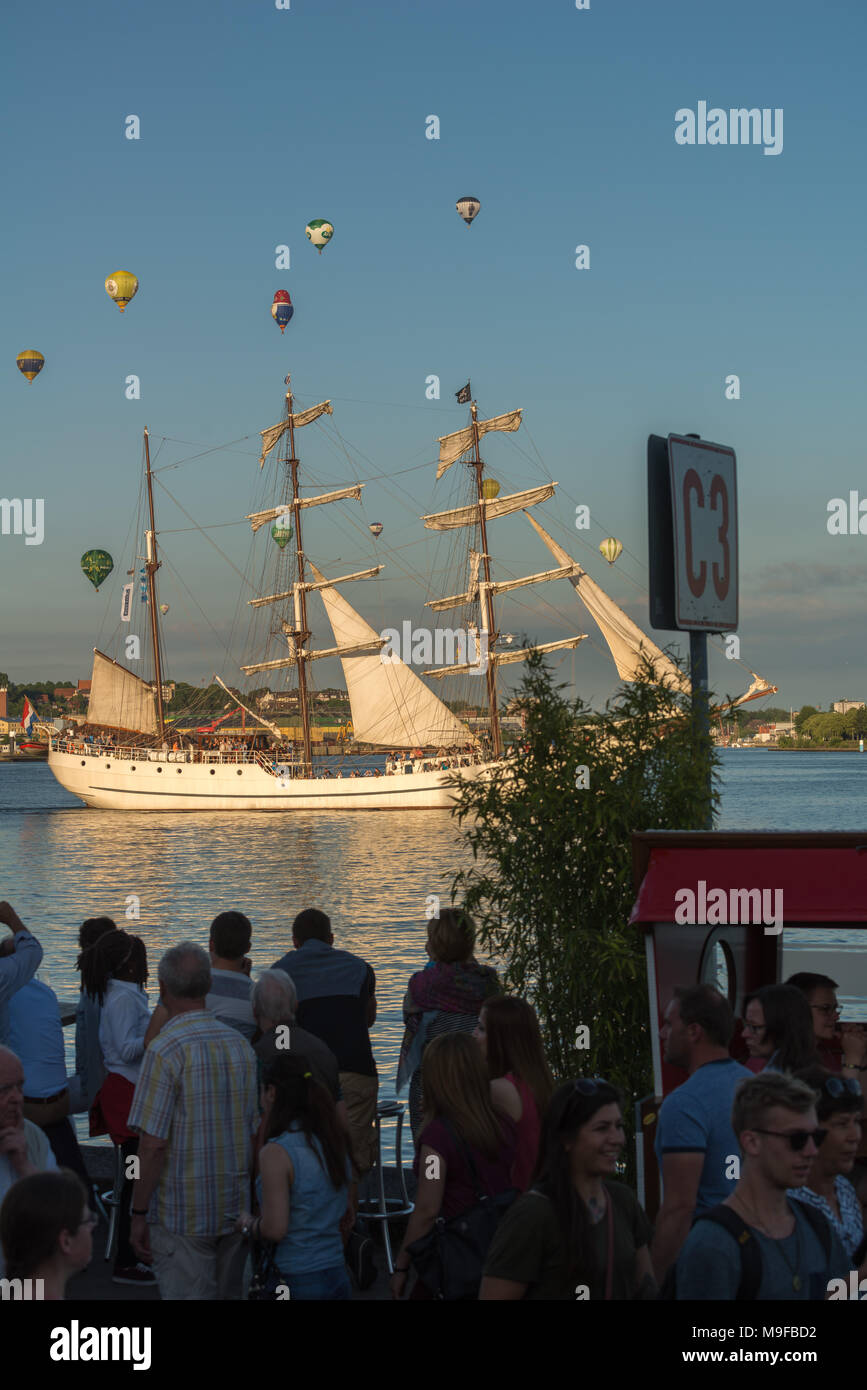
[455,382,471,404]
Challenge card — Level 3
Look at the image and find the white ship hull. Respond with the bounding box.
[47,746,497,811]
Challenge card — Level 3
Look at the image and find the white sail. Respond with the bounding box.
[247,485,363,533]
[423,483,556,532]
[437,409,523,479]
[309,563,473,747]
[86,650,158,734]
[525,513,690,693]
[258,401,333,467]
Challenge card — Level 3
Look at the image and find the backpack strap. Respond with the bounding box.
[792,1199,833,1262]
[695,1205,763,1301]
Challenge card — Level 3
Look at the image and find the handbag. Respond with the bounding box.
[407,1123,518,1300]
[247,1239,283,1301]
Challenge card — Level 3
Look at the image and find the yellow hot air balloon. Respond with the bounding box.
[599,537,623,565]
[16,350,44,383]
[105,272,139,313]
[481,478,500,500]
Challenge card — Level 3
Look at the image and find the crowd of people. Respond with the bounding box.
[1,897,866,1301]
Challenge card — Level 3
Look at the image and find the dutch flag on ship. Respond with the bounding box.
[21,698,37,736]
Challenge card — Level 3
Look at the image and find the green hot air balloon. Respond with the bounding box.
[271,518,293,549]
[305,219,334,253]
[599,537,623,565]
[81,549,114,591]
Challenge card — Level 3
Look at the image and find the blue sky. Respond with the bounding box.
[2,0,865,710]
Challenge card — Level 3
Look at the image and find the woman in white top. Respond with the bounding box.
[84,929,153,1285]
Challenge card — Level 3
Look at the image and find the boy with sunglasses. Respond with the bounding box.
[673,1073,849,1299]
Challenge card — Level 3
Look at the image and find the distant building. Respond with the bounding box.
[754,721,795,744]
[832,700,864,714]
[77,679,92,694]
[0,687,6,719]
[53,687,76,701]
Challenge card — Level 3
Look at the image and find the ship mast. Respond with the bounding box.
[143,427,166,738]
[469,400,502,758]
[285,379,314,771]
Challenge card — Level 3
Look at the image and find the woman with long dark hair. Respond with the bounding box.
[0,1169,95,1299]
[68,916,115,1115]
[742,985,819,1074]
[475,995,555,1190]
[87,928,152,1285]
[235,1053,352,1300]
[391,1031,517,1300]
[480,1078,654,1300]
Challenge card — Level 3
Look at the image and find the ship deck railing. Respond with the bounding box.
[51,738,487,779]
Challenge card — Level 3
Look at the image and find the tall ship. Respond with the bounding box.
[47,381,775,810]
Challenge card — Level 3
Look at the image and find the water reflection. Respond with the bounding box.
[1,778,476,1144]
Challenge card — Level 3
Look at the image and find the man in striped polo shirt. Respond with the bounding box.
[205,912,256,1042]
[128,942,258,1300]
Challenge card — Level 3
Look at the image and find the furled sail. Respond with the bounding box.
[309,563,473,747]
[425,635,586,679]
[249,566,383,609]
[524,513,690,693]
[725,673,779,710]
[437,409,522,479]
[486,563,578,597]
[423,483,556,532]
[86,649,158,734]
[247,486,363,533]
[258,401,333,467]
[426,551,483,612]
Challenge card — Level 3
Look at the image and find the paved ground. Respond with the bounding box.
[68,1145,413,1302]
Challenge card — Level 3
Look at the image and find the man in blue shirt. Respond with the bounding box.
[0,902,42,1047]
[675,1072,850,1298]
[8,978,92,1192]
[651,983,752,1283]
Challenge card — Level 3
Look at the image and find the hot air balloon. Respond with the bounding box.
[305,220,334,253]
[599,537,623,565]
[273,289,291,303]
[271,295,294,333]
[271,518,293,549]
[16,350,44,383]
[456,196,481,226]
[105,272,139,312]
[81,549,114,591]
[481,479,500,500]
[368,522,383,538]
[159,604,170,615]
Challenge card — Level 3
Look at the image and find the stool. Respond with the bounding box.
[356,1101,414,1274]
[100,1142,125,1263]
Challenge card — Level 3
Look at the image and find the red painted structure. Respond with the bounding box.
[629,830,867,1216]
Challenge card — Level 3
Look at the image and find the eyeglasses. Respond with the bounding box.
[823,1077,862,1099]
[810,1004,840,1017]
[751,1127,827,1151]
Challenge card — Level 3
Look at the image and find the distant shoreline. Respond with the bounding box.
[724,746,866,754]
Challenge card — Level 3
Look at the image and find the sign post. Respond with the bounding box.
[647,433,738,828]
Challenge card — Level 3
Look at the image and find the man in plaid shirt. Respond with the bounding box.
[128,942,258,1300]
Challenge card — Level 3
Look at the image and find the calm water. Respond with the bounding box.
[2,749,867,1140]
